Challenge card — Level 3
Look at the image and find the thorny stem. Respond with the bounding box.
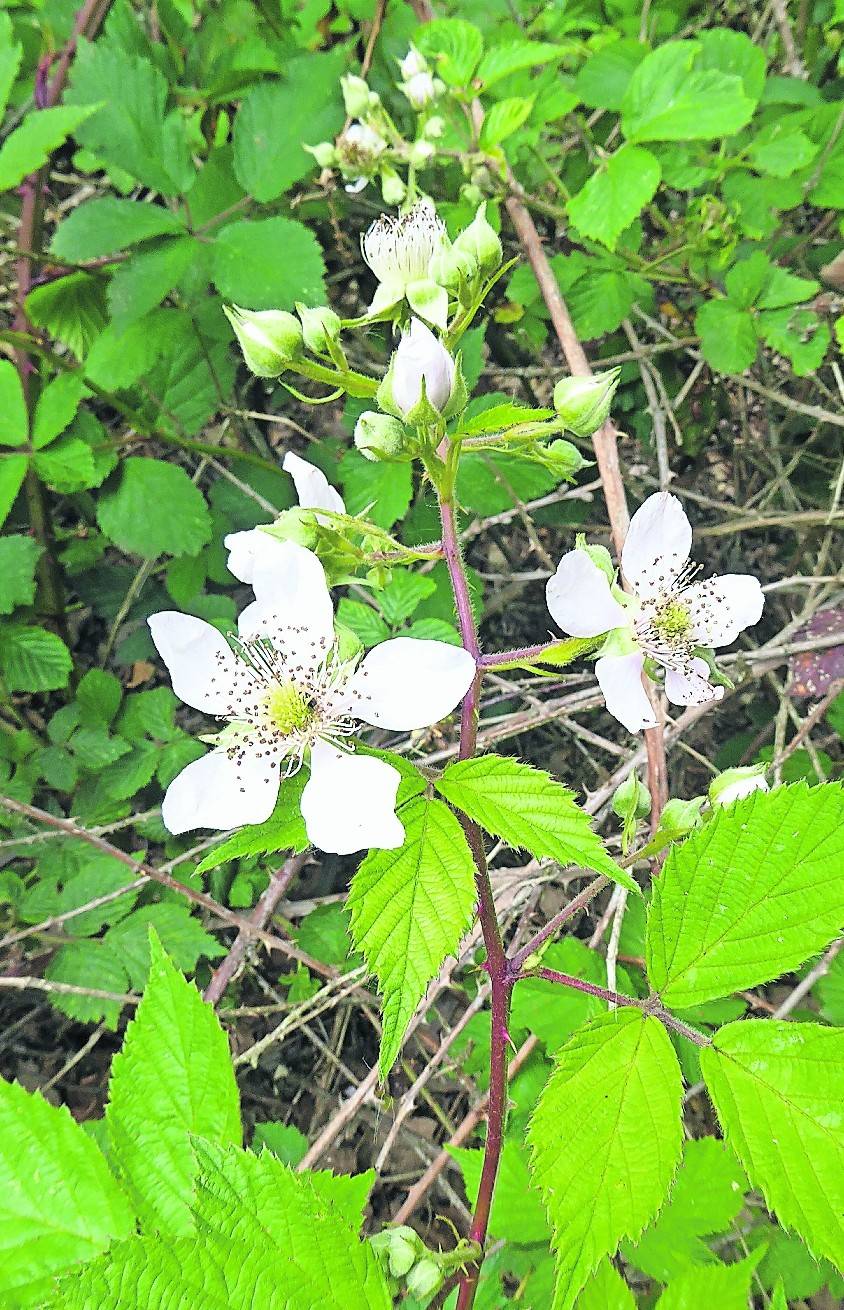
[526,968,710,1048]
[508,875,611,973]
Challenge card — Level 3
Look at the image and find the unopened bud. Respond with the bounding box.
[553,369,620,437]
[402,71,440,110]
[380,166,406,206]
[429,243,477,290]
[612,771,651,821]
[341,74,373,119]
[400,46,428,79]
[354,410,408,461]
[709,765,769,807]
[408,138,436,167]
[296,303,341,355]
[454,202,502,274]
[305,140,337,169]
[423,115,445,140]
[388,318,456,417]
[223,305,303,377]
[406,1259,442,1298]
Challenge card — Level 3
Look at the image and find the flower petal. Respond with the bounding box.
[342,637,475,730]
[621,492,692,598]
[595,652,658,733]
[282,451,345,516]
[148,611,239,715]
[663,656,724,708]
[236,539,335,655]
[546,550,628,638]
[224,528,268,585]
[301,740,404,854]
[161,744,282,835]
[683,574,765,648]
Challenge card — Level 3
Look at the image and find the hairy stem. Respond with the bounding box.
[508,875,610,972]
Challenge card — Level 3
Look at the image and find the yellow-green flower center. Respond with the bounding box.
[265,683,312,735]
[653,600,692,643]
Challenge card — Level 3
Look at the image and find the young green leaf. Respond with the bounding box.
[436,754,638,892]
[479,96,534,149]
[568,146,661,252]
[348,795,476,1076]
[475,41,565,90]
[105,933,241,1234]
[528,1010,683,1309]
[0,104,97,191]
[97,457,212,558]
[701,1020,844,1271]
[0,535,42,615]
[0,1076,135,1302]
[0,625,73,692]
[621,41,756,142]
[646,783,844,1007]
[655,1251,764,1309]
[415,18,483,86]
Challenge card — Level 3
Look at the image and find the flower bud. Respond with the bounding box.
[402,71,439,109]
[354,410,408,461]
[423,115,445,140]
[553,369,620,437]
[296,303,341,355]
[429,244,477,290]
[611,771,651,821]
[341,74,373,119]
[454,202,502,274]
[400,46,428,79]
[380,166,406,206]
[390,318,455,417]
[305,140,336,169]
[408,138,436,167]
[709,765,769,807]
[223,305,303,377]
[406,1259,442,1298]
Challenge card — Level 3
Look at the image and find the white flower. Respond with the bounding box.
[361,199,449,327]
[392,318,455,416]
[224,451,344,582]
[400,46,428,79]
[148,538,475,854]
[709,765,769,807]
[402,71,438,109]
[337,122,387,193]
[546,492,765,734]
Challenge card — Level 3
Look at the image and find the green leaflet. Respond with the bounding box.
[195,770,308,873]
[436,753,637,892]
[701,1020,844,1271]
[654,1251,764,1309]
[348,795,476,1077]
[646,782,844,1007]
[528,1010,683,1309]
[96,457,212,559]
[568,145,661,252]
[105,932,241,1234]
[0,1076,135,1302]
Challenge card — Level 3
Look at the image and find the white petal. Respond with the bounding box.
[161,744,282,835]
[392,319,455,415]
[342,637,475,730]
[663,656,724,708]
[224,528,268,585]
[683,574,765,648]
[621,492,692,598]
[236,539,334,654]
[595,652,658,733]
[301,740,404,854]
[546,551,628,638]
[148,612,239,715]
[282,451,345,516]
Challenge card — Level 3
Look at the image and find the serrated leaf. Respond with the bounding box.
[105,904,225,990]
[701,1020,844,1271]
[105,933,241,1234]
[0,534,41,614]
[34,434,99,492]
[44,939,130,1028]
[378,570,436,626]
[0,358,28,446]
[26,271,108,359]
[32,372,85,449]
[336,598,390,649]
[415,18,483,87]
[97,457,212,558]
[212,216,326,310]
[655,1252,763,1309]
[195,770,308,873]
[568,146,661,251]
[107,236,198,330]
[646,783,844,1007]
[0,453,28,528]
[338,448,412,530]
[449,1139,549,1244]
[576,39,646,111]
[0,104,97,191]
[475,41,565,89]
[578,1258,637,1309]
[528,1010,683,1309]
[436,754,637,891]
[0,624,72,691]
[695,298,757,373]
[621,41,755,142]
[348,795,476,1076]
[479,96,534,148]
[0,1076,135,1302]
[51,197,186,260]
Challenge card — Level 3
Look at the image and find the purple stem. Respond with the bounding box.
[478,640,560,669]
[531,967,710,1048]
[508,875,610,973]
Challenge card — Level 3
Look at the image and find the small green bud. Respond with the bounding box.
[454,202,502,274]
[541,439,588,481]
[553,368,620,437]
[429,243,477,290]
[423,115,445,140]
[305,140,337,169]
[709,765,769,807]
[341,74,372,119]
[408,138,436,167]
[406,1259,443,1298]
[223,305,303,377]
[380,166,406,206]
[612,771,651,821]
[296,303,341,355]
[354,410,409,461]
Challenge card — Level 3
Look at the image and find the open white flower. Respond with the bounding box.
[546,492,765,733]
[149,538,475,854]
[392,318,455,416]
[361,199,449,328]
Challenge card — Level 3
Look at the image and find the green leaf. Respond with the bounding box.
[34,434,100,492]
[655,1252,763,1310]
[621,41,755,143]
[0,15,22,122]
[566,266,651,339]
[348,795,476,1077]
[0,104,97,191]
[105,904,225,991]
[479,96,534,148]
[338,448,412,530]
[816,950,844,1023]
[748,125,818,178]
[528,1010,683,1309]
[378,570,436,626]
[695,27,767,101]
[0,454,27,529]
[97,457,212,558]
[105,933,241,1234]
[415,18,483,86]
[0,534,41,614]
[576,38,647,111]
[107,237,198,330]
[76,668,122,725]
[212,217,326,310]
[450,1139,549,1244]
[195,770,308,873]
[0,358,28,446]
[66,41,193,195]
[700,1020,844,1271]
[578,1258,637,1309]
[26,271,108,359]
[758,307,830,377]
[475,40,565,88]
[695,299,757,373]
[623,1138,747,1280]
[568,145,661,252]
[0,1076,135,1302]
[336,598,390,649]
[44,939,130,1028]
[436,754,637,891]
[0,624,72,691]
[511,939,631,1052]
[32,372,85,448]
[252,1121,309,1164]
[233,51,344,202]
[51,197,186,261]
[646,783,844,1007]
